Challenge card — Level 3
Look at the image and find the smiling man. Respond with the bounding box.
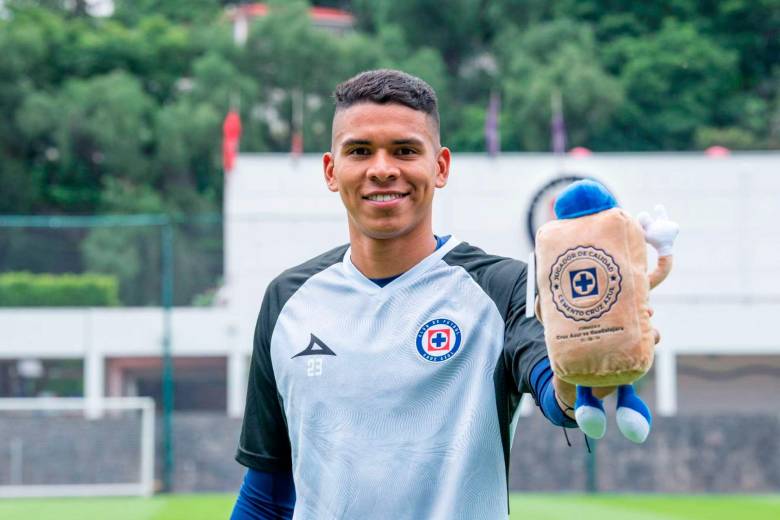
[231,70,583,520]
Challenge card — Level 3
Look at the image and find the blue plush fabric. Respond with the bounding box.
[554,179,617,219]
[530,357,578,428]
[617,384,652,424]
[230,469,295,520]
[575,385,605,411]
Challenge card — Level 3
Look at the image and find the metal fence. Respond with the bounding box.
[0,214,223,307]
[0,213,223,492]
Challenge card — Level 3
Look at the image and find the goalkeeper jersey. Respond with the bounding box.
[236,237,548,520]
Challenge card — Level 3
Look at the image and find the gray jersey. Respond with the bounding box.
[236,238,547,519]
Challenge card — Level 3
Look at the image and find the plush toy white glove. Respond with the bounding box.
[637,205,679,257]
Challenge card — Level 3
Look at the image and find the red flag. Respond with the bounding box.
[222,111,242,173]
[291,89,304,157]
[291,132,303,156]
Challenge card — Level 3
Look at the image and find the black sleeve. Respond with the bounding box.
[234,244,349,471]
[442,243,548,401]
[235,285,292,472]
[442,242,551,484]
[502,264,549,400]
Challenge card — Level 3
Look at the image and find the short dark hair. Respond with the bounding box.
[333,69,439,129]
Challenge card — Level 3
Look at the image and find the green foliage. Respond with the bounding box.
[1,0,775,207]
[0,271,120,306]
[353,0,777,152]
[606,21,739,150]
[0,0,777,301]
[497,19,623,151]
[0,159,41,213]
[113,0,223,26]
[17,72,155,211]
[695,126,759,149]
[360,0,489,74]
[77,180,220,307]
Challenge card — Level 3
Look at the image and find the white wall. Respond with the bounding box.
[0,308,236,359]
[225,152,780,312]
[6,152,777,359]
[222,152,780,415]
[2,152,779,415]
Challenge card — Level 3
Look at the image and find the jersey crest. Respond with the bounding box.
[416,318,462,362]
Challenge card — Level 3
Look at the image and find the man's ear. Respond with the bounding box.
[323,152,339,192]
[434,147,451,188]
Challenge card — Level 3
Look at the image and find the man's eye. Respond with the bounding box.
[396,147,417,156]
[349,147,371,156]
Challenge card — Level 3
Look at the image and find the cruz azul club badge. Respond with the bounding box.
[416,318,462,362]
[550,246,622,322]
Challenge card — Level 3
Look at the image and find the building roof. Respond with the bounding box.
[228,3,355,28]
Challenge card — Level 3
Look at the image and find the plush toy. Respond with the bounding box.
[529,179,679,443]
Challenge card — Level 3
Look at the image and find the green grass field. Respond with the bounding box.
[1,493,779,519]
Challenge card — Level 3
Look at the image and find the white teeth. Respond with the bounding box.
[366,194,403,201]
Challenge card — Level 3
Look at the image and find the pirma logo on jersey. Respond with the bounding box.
[416,318,462,362]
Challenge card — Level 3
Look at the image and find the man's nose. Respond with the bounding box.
[366,151,399,182]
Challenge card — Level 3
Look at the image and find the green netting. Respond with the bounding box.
[0,215,222,307]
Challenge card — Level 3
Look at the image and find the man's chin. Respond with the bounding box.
[354,222,414,241]
[363,228,407,240]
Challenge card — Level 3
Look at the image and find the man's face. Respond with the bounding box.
[323,102,451,241]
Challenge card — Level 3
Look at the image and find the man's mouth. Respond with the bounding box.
[363,193,409,202]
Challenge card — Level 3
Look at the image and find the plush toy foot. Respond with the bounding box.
[616,384,652,444]
[574,386,606,439]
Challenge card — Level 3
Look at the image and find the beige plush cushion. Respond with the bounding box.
[535,208,653,386]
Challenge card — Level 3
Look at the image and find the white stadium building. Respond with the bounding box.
[1,151,779,419]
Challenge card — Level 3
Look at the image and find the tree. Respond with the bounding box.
[354,0,488,75]
[496,19,623,151]
[113,0,223,25]
[0,0,777,215]
[604,20,738,150]
[17,72,155,212]
[80,179,164,305]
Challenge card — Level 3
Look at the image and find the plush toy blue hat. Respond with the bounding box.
[554,179,618,219]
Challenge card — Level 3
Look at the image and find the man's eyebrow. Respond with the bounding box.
[392,138,425,146]
[341,139,371,148]
[339,137,425,148]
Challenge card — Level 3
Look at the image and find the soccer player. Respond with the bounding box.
[231,69,610,519]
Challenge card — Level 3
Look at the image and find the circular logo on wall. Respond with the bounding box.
[549,246,622,322]
[416,318,462,362]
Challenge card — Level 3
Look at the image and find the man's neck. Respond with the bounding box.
[348,225,437,279]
